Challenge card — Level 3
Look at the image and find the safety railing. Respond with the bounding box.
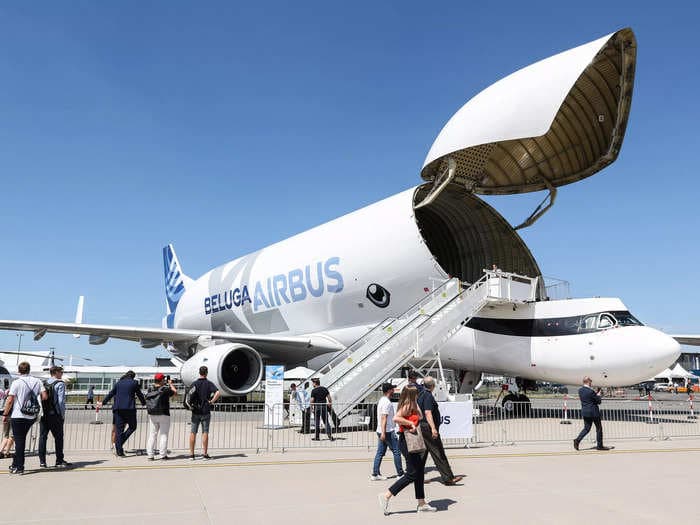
[17,396,700,456]
[471,398,700,444]
[543,276,571,300]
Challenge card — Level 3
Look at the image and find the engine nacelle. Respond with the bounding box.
[180,343,264,396]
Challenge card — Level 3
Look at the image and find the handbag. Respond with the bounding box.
[404,427,426,454]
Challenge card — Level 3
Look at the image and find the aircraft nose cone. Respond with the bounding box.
[651,330,681,371]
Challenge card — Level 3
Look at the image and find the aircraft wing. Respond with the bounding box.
[672,335,700,347]
[0,320,344,362]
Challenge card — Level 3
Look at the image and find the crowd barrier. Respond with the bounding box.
[19,397,700,455]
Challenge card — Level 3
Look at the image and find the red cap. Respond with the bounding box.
[154,373,165,381]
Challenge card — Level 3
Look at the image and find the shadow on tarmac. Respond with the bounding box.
[18,459,107,475]
[388,498,457,515]
[162,453,248,460]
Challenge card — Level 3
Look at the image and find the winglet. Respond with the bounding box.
[73,296,84,338]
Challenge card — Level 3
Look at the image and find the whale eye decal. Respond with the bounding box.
[366,283,391,308]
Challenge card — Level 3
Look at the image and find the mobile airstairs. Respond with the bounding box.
[308,270,539,418]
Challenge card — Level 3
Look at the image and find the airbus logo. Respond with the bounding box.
[204,256,344,315]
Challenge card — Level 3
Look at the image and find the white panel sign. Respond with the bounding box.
[392,400,473,438]
[436,401,473,439]
[264,365,285,428]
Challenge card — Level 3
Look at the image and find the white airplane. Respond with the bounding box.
[0,28,689,398]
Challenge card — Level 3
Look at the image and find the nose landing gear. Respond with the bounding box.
[496,377,533,417]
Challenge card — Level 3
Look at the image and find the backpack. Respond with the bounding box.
[184,384,202,413]
[19,379,41,416]
[145,386,166,413]
[41,380,61,416]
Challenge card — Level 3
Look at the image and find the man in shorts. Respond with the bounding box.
[188,366,220,460]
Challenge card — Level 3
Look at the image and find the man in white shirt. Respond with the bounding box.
[370,383,404,480]
[1,361,47,475]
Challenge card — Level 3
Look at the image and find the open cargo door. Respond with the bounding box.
[419,28,636,206]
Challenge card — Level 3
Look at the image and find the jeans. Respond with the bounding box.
[190,413,211,434]
[388,433,427,500]
[313,405,332,439]
[114,409,138,454]
[38,414,65,464]
[576,416,603,448]
[300,408,311,433]
[372,431,404,476]
[147,414,171,457]
[10,418,35,471]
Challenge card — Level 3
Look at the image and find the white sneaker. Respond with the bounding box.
[378,493,390,516]
[417,503,437,512]
[369,474,387,481]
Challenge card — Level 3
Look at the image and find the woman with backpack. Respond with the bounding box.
[377,386,437,515]
[145,373,177,460]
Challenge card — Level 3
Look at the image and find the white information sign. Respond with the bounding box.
[391,400,473,439]
[264,365,285,428]
[436,401,473,439]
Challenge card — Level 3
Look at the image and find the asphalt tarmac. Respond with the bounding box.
[3,437,699,524]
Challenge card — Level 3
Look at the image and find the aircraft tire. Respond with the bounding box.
[502,393,518,416]
[516,393,532,417]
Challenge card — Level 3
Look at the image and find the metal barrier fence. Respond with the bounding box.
[470,398,700,445]
[20,397,700,455]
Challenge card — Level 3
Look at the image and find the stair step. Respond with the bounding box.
[304,271,538,418]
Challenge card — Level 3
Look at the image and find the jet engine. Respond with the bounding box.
[180,343,264,396]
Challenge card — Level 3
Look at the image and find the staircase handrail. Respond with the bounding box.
[336,276,492,410]
[298,277,459,384]
[300,269,536,414]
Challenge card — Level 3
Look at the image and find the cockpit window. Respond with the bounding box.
[580,315,598,331]
[598,313,616,329]
[611,310,643,326]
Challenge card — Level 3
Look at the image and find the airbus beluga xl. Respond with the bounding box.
[0,28,687,400]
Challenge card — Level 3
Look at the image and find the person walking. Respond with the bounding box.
[97,370,146,457]
[573,376,612,451]
[310,378,334,441]
[378,386,436,515]
[188,366,220,460]
[85,385,95,410]
[38,365,71,468]
[145,373,177,460]
[370,383,404,480]
[2,362,46,475]
[418,376,463,485]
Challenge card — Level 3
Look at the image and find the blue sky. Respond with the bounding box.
[1,2,698,365]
